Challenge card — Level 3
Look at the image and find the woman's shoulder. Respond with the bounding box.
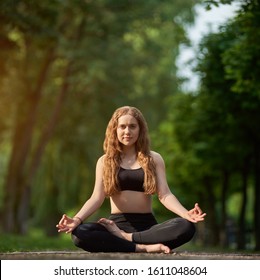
[98,154,106,160]
[150,151,164,164]
[96,154,106,166]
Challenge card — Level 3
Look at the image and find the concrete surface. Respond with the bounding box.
[1,250,260,260]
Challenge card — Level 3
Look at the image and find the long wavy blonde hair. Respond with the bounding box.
[103,106,157,196]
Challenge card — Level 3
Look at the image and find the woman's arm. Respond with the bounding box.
[73,156,106,221]
[152,151,206,223]
[57,156,106,233]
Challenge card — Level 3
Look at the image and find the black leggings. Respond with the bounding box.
[71,213,196,252]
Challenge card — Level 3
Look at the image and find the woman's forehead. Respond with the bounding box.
[117,114,138,124]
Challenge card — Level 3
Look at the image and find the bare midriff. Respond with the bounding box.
[110,191,152,214]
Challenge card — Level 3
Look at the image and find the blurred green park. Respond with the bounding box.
[0,0,260,253]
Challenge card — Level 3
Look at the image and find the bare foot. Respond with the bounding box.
[98,218,171,254]
[136,243,171,254]
[98,218,132,241]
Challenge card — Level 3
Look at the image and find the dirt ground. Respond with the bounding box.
[1,250,260,260]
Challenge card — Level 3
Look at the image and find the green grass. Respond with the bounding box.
[0,230,75,252]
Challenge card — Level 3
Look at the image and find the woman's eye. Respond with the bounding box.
[118,124,137,129]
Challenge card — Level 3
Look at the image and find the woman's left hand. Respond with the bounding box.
[185,203,206,223]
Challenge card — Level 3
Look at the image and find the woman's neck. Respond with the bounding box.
[121,145,136,157]
[120,147,139,168]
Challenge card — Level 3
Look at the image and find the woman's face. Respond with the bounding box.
[116,114,140,147]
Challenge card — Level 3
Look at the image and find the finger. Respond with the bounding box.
[195,203,203,215]
[196,213,207,221]
[58,214,67,225]
[58,227,69,233]
[66,228,74,234]
[56,224,66,229]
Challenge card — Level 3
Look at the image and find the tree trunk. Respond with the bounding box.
[3,90,43,234]
[203,176,219,246]
[254,141,260,250]
[2,48,55,234]
[237,156,250,250]
[27,63,71,183]
[220,169,229,247]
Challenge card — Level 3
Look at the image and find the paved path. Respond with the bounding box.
[1,251,260,260]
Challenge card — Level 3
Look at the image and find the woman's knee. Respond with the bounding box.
[71,223,95,247]
[71,233,82,247]
[162,218,196,248]
[176,218,196,239]
[165,218,196,239]
[71,222,106,249]
[71,225,85,247]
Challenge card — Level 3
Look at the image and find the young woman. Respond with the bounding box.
[57,106,206,253]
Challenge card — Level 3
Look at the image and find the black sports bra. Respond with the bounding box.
[118,167,145,192]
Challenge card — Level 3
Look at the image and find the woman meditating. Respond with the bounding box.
[57,106,206,253]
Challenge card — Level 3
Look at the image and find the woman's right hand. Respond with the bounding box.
[56,214,81,234]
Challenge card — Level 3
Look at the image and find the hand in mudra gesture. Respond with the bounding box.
[56,214,82,233]
[185,203,206,223]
